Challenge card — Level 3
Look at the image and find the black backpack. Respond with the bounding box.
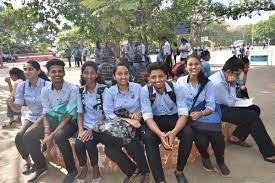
[79,85,106,113]
[147,81,176,105]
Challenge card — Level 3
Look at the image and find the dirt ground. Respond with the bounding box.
[0,62,274,183]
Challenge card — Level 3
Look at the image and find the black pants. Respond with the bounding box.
[83,56,86,63]
[75,129,105,167]
[143,114,193,183]
[67,57,71,67]
[104,137,149,177]
[173,55,177,66]
[15,120,33,160]
[221,105,275,158]
[75,57,82,67]
[23,122,78,172]
[194,129,225,164]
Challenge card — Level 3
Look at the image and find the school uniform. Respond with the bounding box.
[103,82,149,176]
[14,78,50,160]
[209,71,275,158]
[140,82,192,183]
[75,83,106,167]
[23,80,78,172]
[177,76,225,164]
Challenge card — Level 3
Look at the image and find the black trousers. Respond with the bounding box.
[15,120,33,160]
[75,129,106,167]
[143,114,193,183]
[221,105,275,158]
[67,57,71,67]
[194,129,225,164]
[23,122,78,172]
[104,137,149,177]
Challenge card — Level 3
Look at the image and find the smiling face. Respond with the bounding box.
[23,63,39,80]
[113,65,130,86]
[82,66,97,85]
[48,65,65,83]
[186,57,201,77]
[148,69,167,91]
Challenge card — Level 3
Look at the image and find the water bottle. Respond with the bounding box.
[89,135,94,141]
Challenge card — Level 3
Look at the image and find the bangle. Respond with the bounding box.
[201,110,204,116]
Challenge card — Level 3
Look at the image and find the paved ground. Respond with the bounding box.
[0,60,274,183]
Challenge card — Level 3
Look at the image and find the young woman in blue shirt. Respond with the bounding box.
[177,55,230,176]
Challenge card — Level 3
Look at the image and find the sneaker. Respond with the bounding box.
[174,171,189,183]
[22,163,33,175]
[63,170,78,183]
[27,166,48,183]
[217,163,230,176]
[202,158,215,172]
[123,173,137,183]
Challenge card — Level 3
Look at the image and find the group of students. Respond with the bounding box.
[7,55,275,183]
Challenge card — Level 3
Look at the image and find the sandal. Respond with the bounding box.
[2,120,17,129]
[229,139,252,148]
[264,156,275,163]
[91,177,102,183]
[174,171,189,183]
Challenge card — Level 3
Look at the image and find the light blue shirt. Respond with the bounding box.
[77,83,106,130]
[201,59,211,77]
[41,80,78,116]
[103,82,142,119]
[14,78,50,122]
[176,76,215,111]
[140,82,189,121]
[209,70,237,107]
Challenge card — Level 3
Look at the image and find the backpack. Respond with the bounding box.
[147,81,176,105]
[79,84,106,113]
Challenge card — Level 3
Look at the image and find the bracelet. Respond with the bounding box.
[201,110,204,116]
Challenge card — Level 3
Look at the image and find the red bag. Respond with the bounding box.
[171,61,186,76]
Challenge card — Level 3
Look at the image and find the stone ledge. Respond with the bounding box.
[44,122,236,172]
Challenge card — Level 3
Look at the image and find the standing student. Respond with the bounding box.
[177,56,230,176]
[172,42,178,66]
[200,50,211,78]
[3,67,25,128]
[161,36,172,75]
[65,47,72,67]
[6,61,50,175]
[75,62,105,183]
[141,62,192,183]
[103,63,150,183]
[209,57,275,163]
[24,59,79,183]
[178,38,192,64]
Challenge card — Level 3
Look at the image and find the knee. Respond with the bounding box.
[181,125,193,141]
[54,131,66,145]
[15,132,24,143]
[142,130,158,145]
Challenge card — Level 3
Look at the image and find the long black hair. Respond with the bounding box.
[186,55,208,85]
[26,60,50,81]
[9,67,25,81]
[80,61,103,86]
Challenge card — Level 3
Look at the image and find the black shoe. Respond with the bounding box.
[174,171,189,183]
[63,170,78,183]
[202,158,214,171]
[27,166,48,182]
[217,163,230,176]
[22,163,33,175]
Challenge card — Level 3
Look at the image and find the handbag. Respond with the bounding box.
[93,108,135,146]
[189,79,222,132]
